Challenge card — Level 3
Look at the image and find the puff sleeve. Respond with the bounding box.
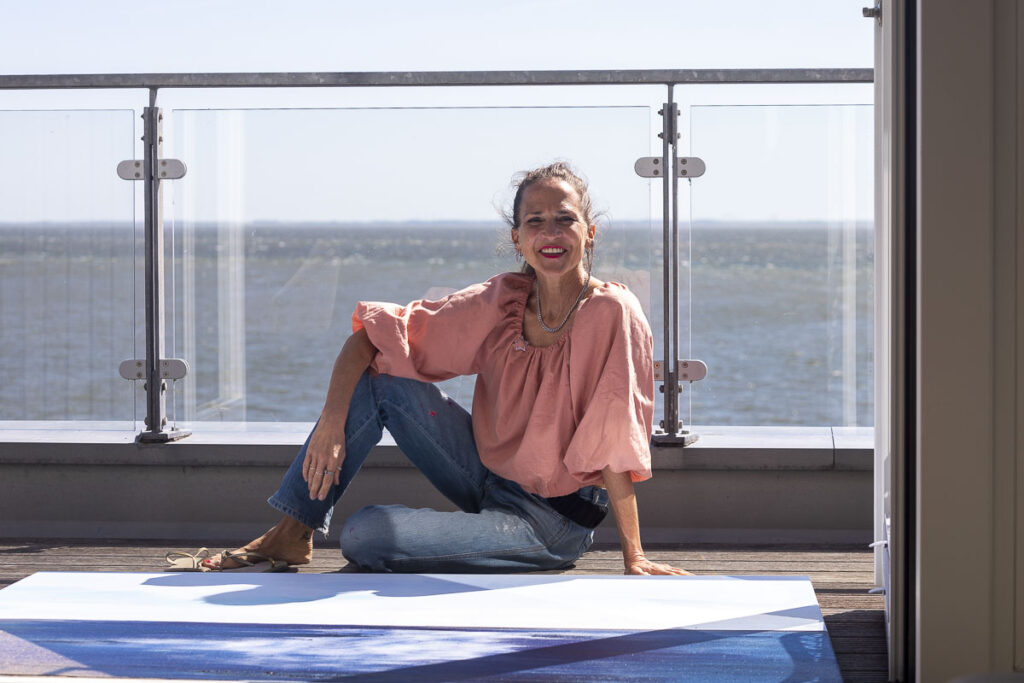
[562,286,655,486]
[352,276,512,383]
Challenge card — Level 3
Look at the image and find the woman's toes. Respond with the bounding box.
[202,549,245,570]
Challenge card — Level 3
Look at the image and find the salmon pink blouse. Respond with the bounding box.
[351,272,654,498]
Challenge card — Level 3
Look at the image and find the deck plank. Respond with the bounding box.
[0,539,887,681]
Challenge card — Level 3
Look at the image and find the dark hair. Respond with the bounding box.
[503,161,597,230]
[503,162,598,275]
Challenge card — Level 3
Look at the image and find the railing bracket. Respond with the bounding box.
[117,158,186,180]
[138,426,191,443]
[653,360,708,382]
[634,156,706,179]
[652,431,700,446]
[119,358,189,381]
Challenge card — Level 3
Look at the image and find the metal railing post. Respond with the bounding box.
[662,88,680,439]
[139,90,189,442]
[635,86,706,445]
[652,86,699,445]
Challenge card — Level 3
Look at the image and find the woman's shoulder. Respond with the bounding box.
[583,280,647,321]
[487,271,534,291]
[442,272,531,302]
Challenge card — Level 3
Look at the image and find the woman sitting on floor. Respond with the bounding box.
[204,162,689,576]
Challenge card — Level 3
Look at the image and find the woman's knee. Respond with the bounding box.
[340,505,400,570]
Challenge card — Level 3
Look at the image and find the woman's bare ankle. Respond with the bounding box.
[206,517,314,569]
[261,517,314,564]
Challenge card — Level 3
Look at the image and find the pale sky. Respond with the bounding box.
[1,1,872,73]
[0,1,874,223]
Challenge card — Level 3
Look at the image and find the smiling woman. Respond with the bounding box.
[508,163,598,341]
[199,162,686,577]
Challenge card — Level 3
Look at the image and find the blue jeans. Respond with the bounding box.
[268,372,606,572]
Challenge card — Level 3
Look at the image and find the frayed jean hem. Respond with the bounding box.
[266,494,331,535]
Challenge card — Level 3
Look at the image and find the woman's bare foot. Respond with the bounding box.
[203,516,314,570]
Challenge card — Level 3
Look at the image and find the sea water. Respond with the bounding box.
[0,221,872,427]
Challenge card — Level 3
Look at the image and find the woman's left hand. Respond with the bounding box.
[625,556,693,576]
[601,469,693,576]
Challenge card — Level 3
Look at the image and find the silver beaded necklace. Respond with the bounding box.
[535,271,591,334]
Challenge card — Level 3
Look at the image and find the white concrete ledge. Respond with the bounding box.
[0,422,873,543]
[0,422,873,472]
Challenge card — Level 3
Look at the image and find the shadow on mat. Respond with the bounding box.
[142,572,575,606]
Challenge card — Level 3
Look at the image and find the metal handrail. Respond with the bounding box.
[0,68,872,90]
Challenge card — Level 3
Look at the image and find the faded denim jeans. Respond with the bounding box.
[268,372,606,572]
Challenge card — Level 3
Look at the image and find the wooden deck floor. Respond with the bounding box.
[0,540,887,682]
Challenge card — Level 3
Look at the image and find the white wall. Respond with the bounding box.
[915,0,1022,678]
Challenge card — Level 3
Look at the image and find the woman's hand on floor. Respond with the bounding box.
[303,420,345,501]
[624,556,693,576]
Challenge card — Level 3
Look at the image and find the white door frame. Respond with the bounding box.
[872,1,910,679]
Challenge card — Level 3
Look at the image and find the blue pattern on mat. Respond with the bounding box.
[0,618,842,682]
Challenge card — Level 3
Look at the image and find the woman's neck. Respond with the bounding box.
[534,269,590,327]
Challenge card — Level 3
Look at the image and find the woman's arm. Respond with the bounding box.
[602,467,692,576]
[304,328,378,501]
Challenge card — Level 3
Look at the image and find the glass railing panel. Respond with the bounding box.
[689,104,873,426]
[0,109,137,427]
[166,106,652,424]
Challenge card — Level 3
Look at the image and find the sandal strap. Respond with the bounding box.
[165,547,209,564]
[221,549,277,567]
